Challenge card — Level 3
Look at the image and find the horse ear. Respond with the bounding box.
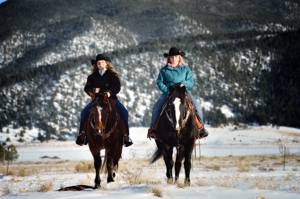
[89,92,96,100]
[179,86,186,93]
[169,86,175,93]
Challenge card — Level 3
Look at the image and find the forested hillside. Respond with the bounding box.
[0,0,299,143]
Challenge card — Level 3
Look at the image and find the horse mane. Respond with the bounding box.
[89,92,116,107]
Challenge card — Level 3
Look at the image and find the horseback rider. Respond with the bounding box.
[148,47,209,139]
[76,54,133,147]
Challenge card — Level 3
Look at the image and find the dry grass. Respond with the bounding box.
[1,185,12,195]
[0,159,77,176]
[0,155,299,195]
[120,167,143,185]
[1,155,299,176]
[278,131,300,138]
[146,185,164,197]
[37,181,54,192]
[75,161,94,173]
[236,162,251,172]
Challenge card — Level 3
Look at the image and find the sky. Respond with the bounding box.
[1,126,300,198]
[0,0,6,4]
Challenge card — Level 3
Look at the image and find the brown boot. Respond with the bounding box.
[75,131,87,146]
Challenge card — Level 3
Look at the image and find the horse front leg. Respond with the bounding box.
[163,147,174,184]
[183,160,191,186]
[106,155,114,183]
[174,147,184,183]
[183,144,194,186]
[93,153,102,188]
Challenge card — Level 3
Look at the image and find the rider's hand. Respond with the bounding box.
[106,92,111,97]
[94,88,100,93]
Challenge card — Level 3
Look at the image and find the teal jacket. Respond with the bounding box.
[156,64,194,95]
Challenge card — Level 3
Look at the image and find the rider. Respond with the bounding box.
[148,47,209,139]
[76,54,133,147]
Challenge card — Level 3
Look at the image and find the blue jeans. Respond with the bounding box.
[150,91,203,128]
[79,100,129,135]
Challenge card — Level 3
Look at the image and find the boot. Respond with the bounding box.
[123,134,133,147]
[75,131,87,146]
[198,128,209,139]
[147,128,156,139]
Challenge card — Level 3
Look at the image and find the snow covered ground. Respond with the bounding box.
[0,125,300,198]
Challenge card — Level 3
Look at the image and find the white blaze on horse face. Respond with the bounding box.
[96,106,102,126]
[173,97,181,130]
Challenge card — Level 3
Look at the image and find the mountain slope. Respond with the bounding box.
[0,0,299,143]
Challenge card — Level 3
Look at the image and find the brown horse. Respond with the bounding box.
[82,92,124,188]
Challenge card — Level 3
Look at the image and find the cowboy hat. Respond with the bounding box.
[163,47,185,58]
[91,54,111,65]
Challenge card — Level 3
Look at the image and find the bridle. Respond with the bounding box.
[89,96,119,139]
[165,92,191,135]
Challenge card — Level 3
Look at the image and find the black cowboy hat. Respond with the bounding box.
[163,47,185,58]
[91,54,111,65]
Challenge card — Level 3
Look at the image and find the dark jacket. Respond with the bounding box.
[84,69,121,100]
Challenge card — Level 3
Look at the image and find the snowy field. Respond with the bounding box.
[0,125,300,198]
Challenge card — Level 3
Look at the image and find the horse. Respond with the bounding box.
[150,85,198,185]
[82,92,124,188]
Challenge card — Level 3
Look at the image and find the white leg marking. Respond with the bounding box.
[173,98,181,130]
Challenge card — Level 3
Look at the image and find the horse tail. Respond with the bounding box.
[150,147,163,164]
[100,145,122,173]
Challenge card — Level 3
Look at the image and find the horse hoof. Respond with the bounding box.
[167,178,173,184]
[94,184,101,189]
[107,178,115,183]
[184,179,191,186]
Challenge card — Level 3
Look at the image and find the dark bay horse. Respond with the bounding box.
[150,86,198,185]
[82,92,124,188]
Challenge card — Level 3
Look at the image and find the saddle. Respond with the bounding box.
[152,94,204,131]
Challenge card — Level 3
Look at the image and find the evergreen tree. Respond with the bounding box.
[5,144,19,162]
[0,144,5,162]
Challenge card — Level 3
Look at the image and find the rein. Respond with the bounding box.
[89,101,119,139]
[165,93,191,135]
